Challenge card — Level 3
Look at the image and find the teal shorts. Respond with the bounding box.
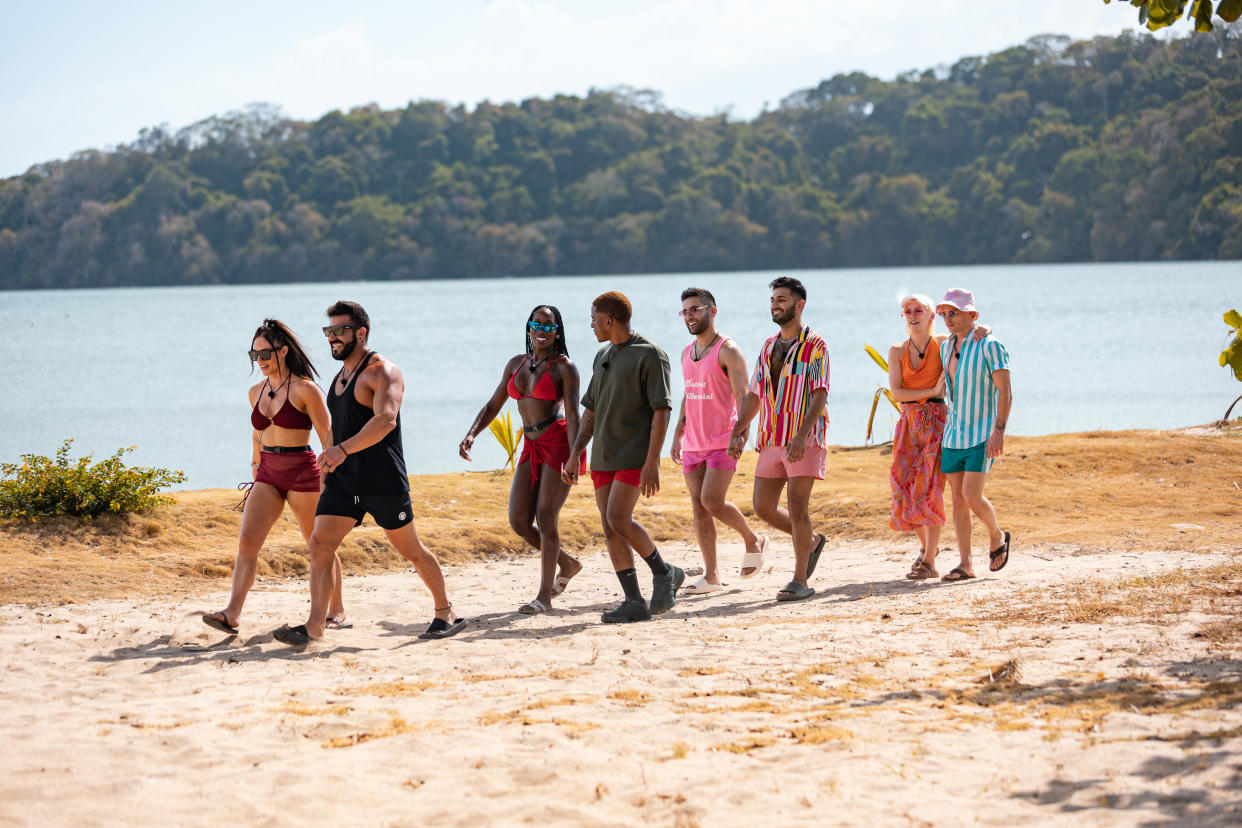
[941,441,993,474]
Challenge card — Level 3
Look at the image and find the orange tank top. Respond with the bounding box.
[900,338,942,400]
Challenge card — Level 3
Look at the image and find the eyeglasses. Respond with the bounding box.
[679,305,711,317]
[938,309,961,319]
[322,325,357,337]
[527,321,560,333]
[248,348,276,362]
[902,307,927,316]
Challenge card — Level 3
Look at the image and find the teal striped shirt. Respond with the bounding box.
[940,331,1010,450]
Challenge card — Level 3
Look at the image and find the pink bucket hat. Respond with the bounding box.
[937,288,977,313]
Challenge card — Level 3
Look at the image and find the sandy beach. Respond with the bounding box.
[1,536,1239,826]
[1,427,1240,825]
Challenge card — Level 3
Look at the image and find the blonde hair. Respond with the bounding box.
[899,294,936,336]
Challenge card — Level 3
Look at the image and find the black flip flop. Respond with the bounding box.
[941,567,976,583]
[806,533,827,578]
[273,624,313,647]
[419,617,468,640]
[202,613,238,636]
[989,531,1012,572]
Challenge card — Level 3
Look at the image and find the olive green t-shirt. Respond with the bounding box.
[580,333,672,471]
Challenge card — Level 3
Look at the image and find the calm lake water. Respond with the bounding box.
[3,261,1237,490]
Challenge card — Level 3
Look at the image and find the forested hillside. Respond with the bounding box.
[2,28,1239,289]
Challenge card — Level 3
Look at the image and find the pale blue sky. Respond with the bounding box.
[1,0,1147,178]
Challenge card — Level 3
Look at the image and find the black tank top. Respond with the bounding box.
[326,352,409,493]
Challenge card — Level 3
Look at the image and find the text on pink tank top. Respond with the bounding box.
[681,336,737,452]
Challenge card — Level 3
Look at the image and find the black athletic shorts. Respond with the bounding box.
[315,475,413,530]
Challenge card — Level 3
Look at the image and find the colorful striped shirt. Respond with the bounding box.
[940,330,1010,450]
[746,326,830,448]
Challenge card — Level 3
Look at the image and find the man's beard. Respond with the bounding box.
[771,307,795,326]
[332,339,358,361]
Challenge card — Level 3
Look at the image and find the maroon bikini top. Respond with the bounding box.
[251,394,312,431]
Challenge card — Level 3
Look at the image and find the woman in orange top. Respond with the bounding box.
[887,294,986,579]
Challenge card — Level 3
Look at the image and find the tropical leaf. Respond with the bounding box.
[1191,0,1214,30]
[1222,339,1242,381]
[487,410,523,471]
[1224,309,1242,330]
[1145,0,1188,30]
[865,385,900,445]
[863,344,889,373]
[866,389,882,444]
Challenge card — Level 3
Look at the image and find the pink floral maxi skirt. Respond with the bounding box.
[889,401,947,531]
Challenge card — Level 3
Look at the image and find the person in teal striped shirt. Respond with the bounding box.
[935,288,1013,582]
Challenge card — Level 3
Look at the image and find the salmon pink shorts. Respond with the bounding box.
[755,445,827,480]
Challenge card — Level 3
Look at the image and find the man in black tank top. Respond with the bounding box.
[274,301,466,646]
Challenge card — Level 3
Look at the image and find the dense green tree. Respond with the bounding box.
[2,27,1240,289]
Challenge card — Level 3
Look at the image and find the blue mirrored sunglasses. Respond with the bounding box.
[527,321,559,333]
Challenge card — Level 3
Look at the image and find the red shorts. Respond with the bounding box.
[590,467,643,490]
[254,449,320,497]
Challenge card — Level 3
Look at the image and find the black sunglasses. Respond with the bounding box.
[322,324,358,337]
[248,348,276,362]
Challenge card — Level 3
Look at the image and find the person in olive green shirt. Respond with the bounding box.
[563,291,682,623]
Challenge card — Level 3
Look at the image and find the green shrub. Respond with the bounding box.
[0,440,187,519]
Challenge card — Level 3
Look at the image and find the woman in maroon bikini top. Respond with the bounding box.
[203,319,342,638]
[457,305,586,615]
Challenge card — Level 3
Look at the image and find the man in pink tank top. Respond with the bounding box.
[671,288,769,593]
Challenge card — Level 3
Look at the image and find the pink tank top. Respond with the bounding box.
[681,336,737,452]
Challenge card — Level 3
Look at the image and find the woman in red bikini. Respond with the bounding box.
[459,305,587,615]
[203,319,345,635]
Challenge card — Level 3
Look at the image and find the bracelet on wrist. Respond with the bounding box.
[338,444,349,456]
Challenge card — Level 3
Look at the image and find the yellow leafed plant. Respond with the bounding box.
[488,410,524,471]
[862,344,899,445]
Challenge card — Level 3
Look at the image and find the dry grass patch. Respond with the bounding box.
[973,563,1241,626]
[608,688,652,706]
[553,719,601,738]
[320,713,423,749]
[272,701,351,717]
[4,427,1240,604]
[711,737,777,753]
[337,679,438,697]
[789,723,854,744]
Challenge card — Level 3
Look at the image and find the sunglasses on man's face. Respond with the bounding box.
[249,348,276,362]
[322,325,357,337]
[679,305,711,318]
[527,321,560,333]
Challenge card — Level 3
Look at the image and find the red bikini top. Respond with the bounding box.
[251,394,312,431]
[506,356,558,401]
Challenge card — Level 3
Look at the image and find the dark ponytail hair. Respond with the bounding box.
[525,305,569,359]
[252,319,319,380]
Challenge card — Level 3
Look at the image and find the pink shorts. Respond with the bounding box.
[681,447,737,473]
[755,445,827,480]
[591,468,643,490]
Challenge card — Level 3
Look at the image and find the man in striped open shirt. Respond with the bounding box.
[936,288,1013,582]
[729,277,830,602]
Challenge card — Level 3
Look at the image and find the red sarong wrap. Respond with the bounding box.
[518,418,585,488]
[888,401,947,530]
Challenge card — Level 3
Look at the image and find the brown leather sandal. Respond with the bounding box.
[906,560,938,580]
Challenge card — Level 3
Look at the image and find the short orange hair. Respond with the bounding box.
[592,291,632,324]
